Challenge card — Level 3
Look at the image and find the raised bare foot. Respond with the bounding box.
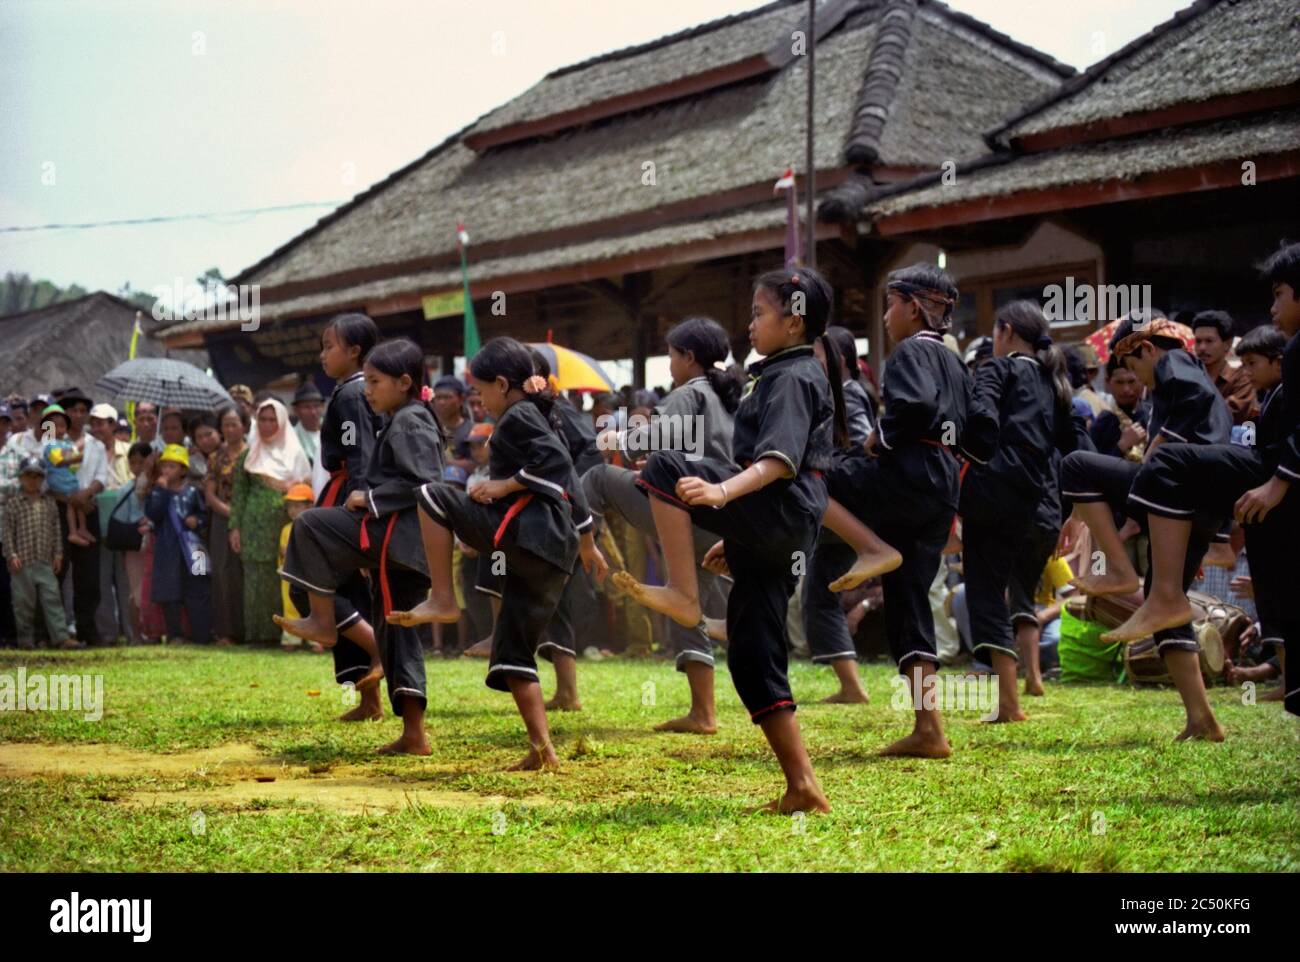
[1070,570,1141,597]
[701,617,727,642]
[611,571,700,627]
[820,688,870,705]
[376,733,431,755]
[462,637,492,658]
[355,662,385,692]
[749,783,830,814]
[544,693,582,712]
[338,703,383,722]
[507,744,560,771]
[1175,718,1225,742]
[653,713,717,734]
[273,613,338,648]
[1101,597,1195,643]
[880,729,952,758]
[1023,678,1045,696]
[386,595,460,627]
[829,546,903,592]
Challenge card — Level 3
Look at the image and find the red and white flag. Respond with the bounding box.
[456,221,469,248]
[773,167,796,193]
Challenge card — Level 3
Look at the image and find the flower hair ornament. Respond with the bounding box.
[420,385,433,402]
[523,375,548,395]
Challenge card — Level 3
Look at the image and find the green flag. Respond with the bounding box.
[457,222,480,358]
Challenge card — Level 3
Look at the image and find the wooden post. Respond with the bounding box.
[805,0,816,270]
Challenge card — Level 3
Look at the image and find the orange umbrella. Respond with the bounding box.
[1085,318,1195,364]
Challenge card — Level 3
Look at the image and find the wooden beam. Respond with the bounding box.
[1011,84,1300,153]
[875,151,1300,236]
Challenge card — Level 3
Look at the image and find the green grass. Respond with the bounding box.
[1,646,1297,872]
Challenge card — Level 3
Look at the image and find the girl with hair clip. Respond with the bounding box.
[960,300,1089,724]
[614,266,892,813]
[278,338,445,755]
[387,337,608,771]
[287,312,388,720]
[824,263,996,759]
[583,315,743,734]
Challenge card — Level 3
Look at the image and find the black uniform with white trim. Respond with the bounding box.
[1060,348,1231,655]
[637,344,831,722]
[961,353,1082,664]
[289,371,384,686]
[417,399,592,692]
[826,330,994,673]
[1128,332,1300,714]
[280,402,444,712]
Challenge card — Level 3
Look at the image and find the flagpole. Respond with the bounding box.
[127,311,142,440]
[805,0,816,270]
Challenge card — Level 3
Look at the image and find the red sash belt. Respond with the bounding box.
[321,465,347,508]
[357,511,399,616]
[494,492,533,548]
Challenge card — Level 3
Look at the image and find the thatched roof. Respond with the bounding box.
[867,105,1300,221]
[990,0,1300,146]
[161,0,1070,339]
[0,292,211,399]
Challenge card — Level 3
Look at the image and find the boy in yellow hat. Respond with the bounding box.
[142,443,213,644]
[279,483,322,652]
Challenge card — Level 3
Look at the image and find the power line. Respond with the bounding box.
[0,200,344,234]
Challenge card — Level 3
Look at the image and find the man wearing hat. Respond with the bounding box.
[291,381,324,467]
[54,388,112,646]
[90,403,131,487]
[1073,343,1108,417]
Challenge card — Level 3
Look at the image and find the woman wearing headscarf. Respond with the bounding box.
[229,399,311,644]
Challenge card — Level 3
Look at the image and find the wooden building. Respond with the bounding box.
[157,0,1075,386]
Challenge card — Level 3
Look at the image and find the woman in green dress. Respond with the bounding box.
[205,405,250,646]
[229,399,311,644]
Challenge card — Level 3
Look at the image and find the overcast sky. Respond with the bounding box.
[1,0,1186,299]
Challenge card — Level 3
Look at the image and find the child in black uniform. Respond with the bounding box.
[278,338,445,754]
[1059,315,1231,741]
[825,264,995,759]
[387,337,608,771]
[614,266,848,814]
[288,313,388,721]
[1116,242,1300,719]
[961,301,1086,722]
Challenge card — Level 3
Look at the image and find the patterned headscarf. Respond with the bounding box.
[886,279,957,332]
[1110,316,1183,361]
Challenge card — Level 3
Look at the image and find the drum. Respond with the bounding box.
[1187,590,1252,662]
[1122,624,1223,685]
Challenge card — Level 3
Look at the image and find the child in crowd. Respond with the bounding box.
[40,404,95,546]
[279,483,321,652]
[144,444,214,644]
[4,457,73,649]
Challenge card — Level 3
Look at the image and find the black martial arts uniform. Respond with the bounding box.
[827,330,994,673]
[1128,332,1300,714]
[280,402,444,713]
[804,377,877,665]
[417,399,592,693]
[583,376,736,670]
[637,344,832,722]
[962,354,1084,664]
[539,397,604,663]
[1060,349,1232,656]
[289,370,385,686]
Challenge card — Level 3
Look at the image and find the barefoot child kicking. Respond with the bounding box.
[1059,312,1231,740]
[582,316,741,733]
[388,337,607,770]
[1115,242,1300,720]
[614,266,850,813]
[824,264,995,758]
[278,338,444,754]
[959,301,1084,723]
[287,313,388,721]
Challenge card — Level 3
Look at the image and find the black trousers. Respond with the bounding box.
[639,451,821,722]
[539,565,595,663]
[418,482,570,694]
[1007,524,1061,631]
[803,534,857,663]
[58,509,101,644]
[162,572,213,644]
[1060,450,1217,653]
[289,573,372,686]
[827,455,954,673]
[0,540,15,642]
[1132,442,1299,716]
[281,506,427,711]
[583,462,726,669]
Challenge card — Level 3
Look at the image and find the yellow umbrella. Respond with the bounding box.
[526,343,615,393]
